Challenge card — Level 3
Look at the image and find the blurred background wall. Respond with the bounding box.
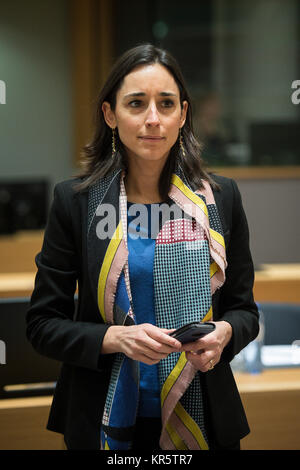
[0,0,73,189]
[0,0,299,266]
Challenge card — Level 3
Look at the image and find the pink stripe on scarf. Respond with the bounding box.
[161,360,197,434]
[169,411,201,450]
[169,185,208,232]
[159,427,176,450]
[195,180,214,204]
[211,260,226,294]
[196,179,227,270]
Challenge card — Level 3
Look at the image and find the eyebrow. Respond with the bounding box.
[123,91,178,99]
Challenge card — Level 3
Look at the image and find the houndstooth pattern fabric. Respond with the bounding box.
[154,220,211,445]
[102,352,124,425]
[153,240,211,330]
[207,204,223,235]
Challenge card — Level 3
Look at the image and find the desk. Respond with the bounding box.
[0,368,299,450]
[253,264,300,303]
[0,396,62,450]
[235,368,300,450]
[0,230,300,302]
[0,272,37,298]
[1,263,300,301]
[0,230,43,274]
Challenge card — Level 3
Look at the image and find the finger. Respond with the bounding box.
[185,349,216,369]
[145,327,182,351]
[135,331,175,358]
[203,357,218,372]
[198,354,219,372]
[140,335,180,356]
[179,334,217,352]
[179,339,206,352]
[124,327,178,360]
[138,353,161,366]
[131,339,169,361]
[185,351,207,372]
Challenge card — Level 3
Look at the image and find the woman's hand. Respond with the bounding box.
[179,321,232,372]
[101,323,182,365]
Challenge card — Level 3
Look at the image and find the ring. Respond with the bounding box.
[208,359,214,370]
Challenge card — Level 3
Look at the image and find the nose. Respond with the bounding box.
[145,102,160,127]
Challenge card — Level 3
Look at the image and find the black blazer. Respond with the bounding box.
[26,173,259,450]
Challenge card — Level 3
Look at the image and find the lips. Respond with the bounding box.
[139,136,164,140]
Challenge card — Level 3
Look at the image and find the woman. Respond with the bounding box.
[26,44,259,451]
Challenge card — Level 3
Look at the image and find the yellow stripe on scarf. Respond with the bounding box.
[210,261,218,279]
[202,305,213,322]
[97,221,123,323]
[165,421,188,450]
[209,227,225,248]
[171,174,208,217]
[161,352,187,407]
[174,401,209,450]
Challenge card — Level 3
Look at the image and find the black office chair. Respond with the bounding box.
[257,302,300,345]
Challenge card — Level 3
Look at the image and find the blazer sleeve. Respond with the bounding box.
[218,179,259,362]
[26,182,111,371]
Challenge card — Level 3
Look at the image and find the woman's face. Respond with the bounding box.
[102,63,188,164]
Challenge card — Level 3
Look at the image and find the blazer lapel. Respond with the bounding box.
[87,168,125,323]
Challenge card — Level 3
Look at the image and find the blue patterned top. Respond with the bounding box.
[114,201,171,417]
[127,201,161,418]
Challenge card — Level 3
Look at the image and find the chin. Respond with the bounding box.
[126,148,170,162]
[124,140,173,160]
[142,153,169,163]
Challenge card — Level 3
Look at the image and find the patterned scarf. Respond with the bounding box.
[87,162,227,450]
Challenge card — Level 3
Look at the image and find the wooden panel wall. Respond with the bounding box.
[71,0,115,166]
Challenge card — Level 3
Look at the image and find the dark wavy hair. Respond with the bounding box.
[74,43,217,197]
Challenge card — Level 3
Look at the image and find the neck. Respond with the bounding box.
[124,158,167,204]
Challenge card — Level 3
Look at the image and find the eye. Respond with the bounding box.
[161,99,175,108]
[128,99,143,107]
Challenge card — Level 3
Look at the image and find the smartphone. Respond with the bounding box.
[168,321,215,344]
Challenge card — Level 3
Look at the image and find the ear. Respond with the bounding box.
[102,101,117,129]
[179,100,188,128]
